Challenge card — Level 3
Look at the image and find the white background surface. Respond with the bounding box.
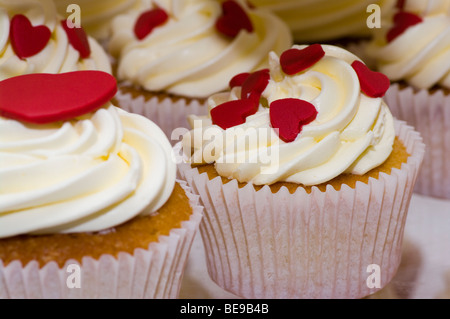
[179,193,450,299]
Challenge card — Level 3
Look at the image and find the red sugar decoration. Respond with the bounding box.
[9,14,51,59]
[61,20,91,59]
[351,61,390,98]
[240,69,269,100]
[386,11,423,42]
[134,8,169,40]
[270,98,318,143]
[211,98,259,130]
[0,71,117,124]
[280,44,326,75]
[216,0,253,38]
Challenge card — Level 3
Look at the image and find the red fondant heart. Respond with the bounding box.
[216,0,253,38]
[61,20,91,59]
[386,11,423,42]
[9,14,51,59]
[241,69,269,100]
[211,98,258,130]
[351,60,390,98]
[134,8,169,40]
[229,72,250,89]
[280,44,325,75]
[0,71,117,124]
[270,98,317,143]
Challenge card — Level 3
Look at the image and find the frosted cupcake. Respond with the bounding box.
[0,70,202,299]
[366,0,450,198]
[53,0,139,41]
[108,0,292,140]
[177,44,424,299]
[0,0,112,79]
[247,0,396,43]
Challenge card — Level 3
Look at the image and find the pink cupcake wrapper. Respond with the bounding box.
[0,181,203,299]
[115,89,207,144]
[176,120,424,299]
[385,83,450,199]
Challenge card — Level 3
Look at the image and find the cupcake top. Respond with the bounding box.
[182,44,395,186]
[54,0,139,41]
[0,71,176,238]
[366,0,450,90]
[247,0,396,43]
[0,0,111,81]
[108,0,292,99]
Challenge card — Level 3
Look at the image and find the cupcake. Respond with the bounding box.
[108,0,292,141]
[366,0,450,199]
[177,44,425,299]
[0,70,202,299]
[0,0,112,79]
[247,0,396,44]
[53,0,139,42]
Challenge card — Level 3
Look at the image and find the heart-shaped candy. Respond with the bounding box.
[351,61,390,98]
[216,0,253,38]
[134,8,169,40]
[0,71,117,124]
[9,14,51,59]
[61,20,91,59]
[280,44,325,75]
[211,98,258,130]
[270,98,317,143]
[240,69,269,100]
[229,72,250,89]
[386,11,422,43]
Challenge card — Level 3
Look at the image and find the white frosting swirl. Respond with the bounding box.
[367,1,450,89]
[0,104,176,238]
[0,0,111,81]
[182,45,395,186]
[54,0,139,40]
[248,0,396,42]
[108,0,292,98]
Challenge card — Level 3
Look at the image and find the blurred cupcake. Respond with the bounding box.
[0,70,202,298]
[247,0,396,44]
[53,0,139,42]
[108,0,292,141]
[0,0,112,79]
[366,0,450,199]
[177,44,425,299]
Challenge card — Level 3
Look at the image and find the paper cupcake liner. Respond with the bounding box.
[176,120,424,299]
[0,181,203,299]
[115,89,208,145]
[384,83,450,199]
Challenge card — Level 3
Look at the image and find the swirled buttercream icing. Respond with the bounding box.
[182,45,395,186]
[248,0,396,42]
[108,0,292,98]
[0,0,111,81]
[54,0,139,40]
[366,0,450,89]
[0,104,176,238]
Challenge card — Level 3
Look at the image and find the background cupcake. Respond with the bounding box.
[0,0,112,79]
[108,0,292,141]
[366,0,450,199]
[0,71,202,298]
[52,0,139,42]
[247,0,396,44]
[177,44,425,299]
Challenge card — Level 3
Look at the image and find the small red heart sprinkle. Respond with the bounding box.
[386,11,423,43]
[61,20,91,59]
[216,0,253,38]
[229,72,250,89]
[134,8,169,40]
[351,60,390,98]
[0,71,117,124]
[211,98,259,130]
[9,14,51,59]
[280,44,325,76]
[241,69,270,100]
[270,98,318,143]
